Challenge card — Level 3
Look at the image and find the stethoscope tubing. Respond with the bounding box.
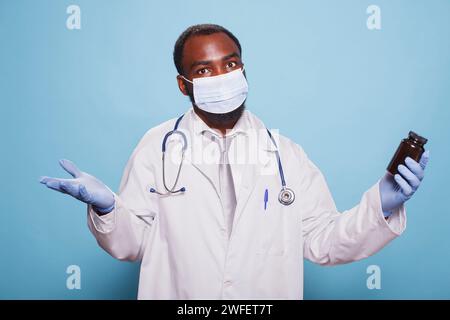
[150,113,295,205]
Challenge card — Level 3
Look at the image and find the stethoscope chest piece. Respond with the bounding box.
[278,187,295,206]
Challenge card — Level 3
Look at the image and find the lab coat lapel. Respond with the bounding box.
[183,113,221,201]
[233,161,258,227]
[190,143,221,200]
[232,132,277,231]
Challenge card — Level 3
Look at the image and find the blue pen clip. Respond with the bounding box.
[264,189,268,211]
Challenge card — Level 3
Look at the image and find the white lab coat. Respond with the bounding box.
[87,108,406,300]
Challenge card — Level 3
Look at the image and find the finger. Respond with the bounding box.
[59,159,82,178]
[404,157,425,180]
[39,176,51,184]
[394,174,413,197]
[419,150,430,170]
[41,177,69,194]
[398,164,421,190]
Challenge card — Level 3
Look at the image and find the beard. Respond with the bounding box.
[193,104,246,127]
[187,89,246,128]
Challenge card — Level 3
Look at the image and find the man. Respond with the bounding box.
[40,24,429,299]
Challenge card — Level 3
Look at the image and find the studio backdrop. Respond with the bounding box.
[1,0,449,299]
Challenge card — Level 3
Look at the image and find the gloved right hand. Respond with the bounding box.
[379,150,429,217]
[40,159,115,215]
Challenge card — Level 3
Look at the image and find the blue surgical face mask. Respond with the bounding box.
[181,67,248,114]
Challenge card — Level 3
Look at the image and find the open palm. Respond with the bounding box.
[40,159,115,213]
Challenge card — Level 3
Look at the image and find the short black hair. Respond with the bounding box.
[173,24,242,75]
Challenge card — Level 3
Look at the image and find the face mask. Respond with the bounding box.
[181,67,248,114]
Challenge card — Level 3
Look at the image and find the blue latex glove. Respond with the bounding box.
[40,159,115,215]
[379,150,430,217]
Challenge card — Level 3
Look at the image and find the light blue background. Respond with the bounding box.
[1,0,449,299]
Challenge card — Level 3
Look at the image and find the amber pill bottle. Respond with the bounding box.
[387,131,428,175]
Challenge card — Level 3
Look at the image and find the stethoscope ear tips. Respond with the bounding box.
[149,188,156,193]
[180,187,186,192]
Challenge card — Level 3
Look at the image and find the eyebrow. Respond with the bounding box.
[189,52,240,70]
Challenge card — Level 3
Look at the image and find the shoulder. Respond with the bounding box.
[245,109,308,162]
[127,116,179,167]
[278,135,309,169]
[138,118,177,150]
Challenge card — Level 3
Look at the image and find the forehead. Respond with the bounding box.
[182,32,240,68]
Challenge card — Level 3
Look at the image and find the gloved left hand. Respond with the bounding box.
[379,150,429,217]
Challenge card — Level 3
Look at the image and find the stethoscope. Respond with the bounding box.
[149,114,295,206]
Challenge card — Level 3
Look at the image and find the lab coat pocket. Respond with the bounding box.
[256,205,287,256]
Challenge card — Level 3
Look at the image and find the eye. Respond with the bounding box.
[197,68,211,75]
[226,61,237,68]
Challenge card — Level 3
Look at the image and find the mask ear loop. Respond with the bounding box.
[180,75,193,84]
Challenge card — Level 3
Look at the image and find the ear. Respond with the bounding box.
[176,75,189,96]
